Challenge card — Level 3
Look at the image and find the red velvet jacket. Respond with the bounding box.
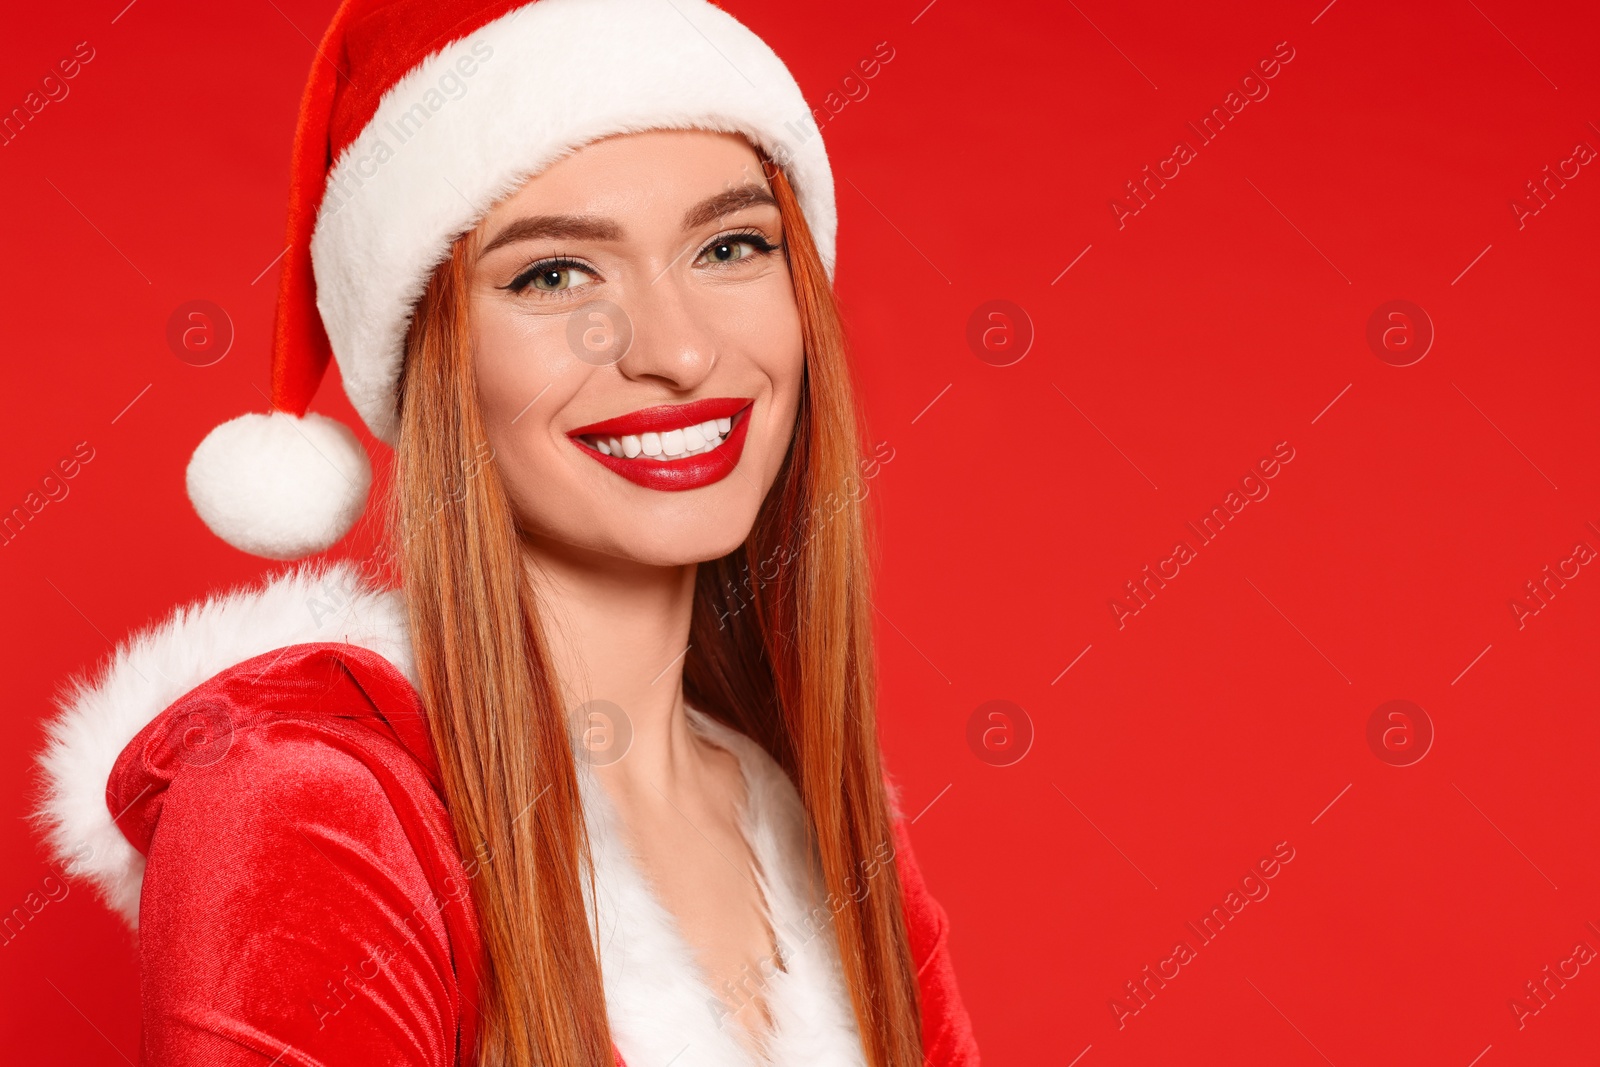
[35,565,980,1066]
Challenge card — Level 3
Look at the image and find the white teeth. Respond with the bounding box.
[582,411,741,462]
[691,432,725,456]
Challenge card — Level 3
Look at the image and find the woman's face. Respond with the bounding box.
[468,128,804,568]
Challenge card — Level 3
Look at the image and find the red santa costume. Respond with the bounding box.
[31,0,980,1064]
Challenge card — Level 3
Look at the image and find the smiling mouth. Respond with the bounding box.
[576,410,742,461]
[566,397,753,491]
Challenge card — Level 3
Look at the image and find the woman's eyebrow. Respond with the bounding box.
[481,184,779,257]
[481,215,623,256]
[680,184,778,230]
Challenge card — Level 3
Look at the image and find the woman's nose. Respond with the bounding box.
[603,274,718,392]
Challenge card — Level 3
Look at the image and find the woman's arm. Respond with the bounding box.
[892,815,982,1065]
[137,720,469,1066]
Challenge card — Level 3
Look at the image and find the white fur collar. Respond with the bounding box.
[580,709,867,1066]
[31,563,866,1066]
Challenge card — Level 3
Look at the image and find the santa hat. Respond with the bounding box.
[187,0,838,560]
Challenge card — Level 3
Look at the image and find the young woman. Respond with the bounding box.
[33,1,979,1065]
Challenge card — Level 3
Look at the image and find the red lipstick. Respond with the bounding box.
[568,397,752,491]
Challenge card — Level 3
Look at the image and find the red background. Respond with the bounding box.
[3,0,1598,1062]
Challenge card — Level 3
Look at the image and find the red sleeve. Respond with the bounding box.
[892,816,981,1065]
[136,718,468,1066]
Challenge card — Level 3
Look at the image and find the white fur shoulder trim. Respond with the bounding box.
[30,562,412,930]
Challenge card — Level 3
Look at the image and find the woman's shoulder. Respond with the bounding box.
[883,780,983,1065]
[31,560,429,927]
[31,562,484,1063]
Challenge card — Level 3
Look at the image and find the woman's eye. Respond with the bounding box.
[697,234,777,266]
[510,262,597,295]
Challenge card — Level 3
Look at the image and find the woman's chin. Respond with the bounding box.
[616,524,757,569]
[526,517,759,571]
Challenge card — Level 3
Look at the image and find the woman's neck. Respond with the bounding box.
[520,537,705,801]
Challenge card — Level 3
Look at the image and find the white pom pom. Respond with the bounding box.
[186,411,372,560]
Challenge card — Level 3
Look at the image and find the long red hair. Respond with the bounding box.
[390,144,922,1067]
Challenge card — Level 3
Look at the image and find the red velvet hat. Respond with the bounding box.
[186,0,838,560]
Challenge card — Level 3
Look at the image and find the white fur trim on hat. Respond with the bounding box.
[186,411,372,560]
[310,0,837,444]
